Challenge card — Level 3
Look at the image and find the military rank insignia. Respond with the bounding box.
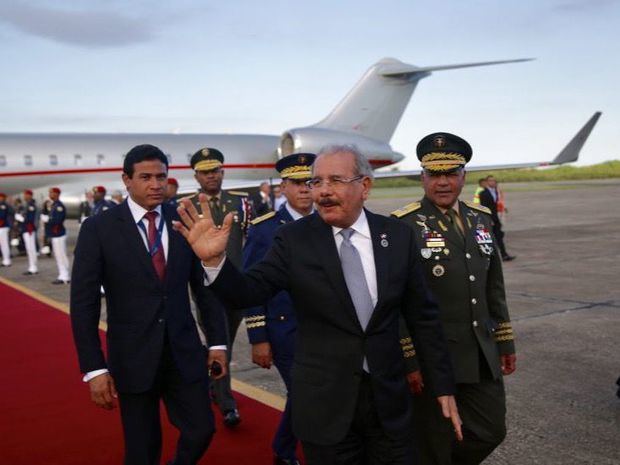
[475,226,493,255]
[423,230,445,249]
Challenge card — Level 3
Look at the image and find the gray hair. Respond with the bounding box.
[315,144,374,180]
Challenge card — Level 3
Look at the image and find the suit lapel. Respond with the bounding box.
[117,201,161,283]
[366,210,389,311]
[162,204,181,289]
[309,213,362,331]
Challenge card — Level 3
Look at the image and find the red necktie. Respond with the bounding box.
[144,211,166,282]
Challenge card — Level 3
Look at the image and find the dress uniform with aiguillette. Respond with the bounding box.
[392,133,516,465]
[188,148,253,426]
[242,153,316,465]
[17,190,38,275]
[47,188,71,284]
[0,193,14,267]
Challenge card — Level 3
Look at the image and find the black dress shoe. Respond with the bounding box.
[1,264,11,267]
[274,456,300,465]
[22,271,38,275]
[52,279,70,285]
[502,255,516,262]
[223,408,241,427]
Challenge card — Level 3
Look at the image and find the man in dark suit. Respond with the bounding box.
[392,133,516,465]
[175,145,462,465]
[70,144,227,465]
[479,176,514,261]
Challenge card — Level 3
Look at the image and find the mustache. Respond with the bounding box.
[318,198,340,207]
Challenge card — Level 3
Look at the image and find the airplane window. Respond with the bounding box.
[97,154,105,165]
[49,154,58,166]
[0,155,6,167]
[24,155,33,166]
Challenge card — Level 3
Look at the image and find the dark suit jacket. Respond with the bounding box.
[70,201,226,393]
[479,188,500,225]
[210,209,454,445]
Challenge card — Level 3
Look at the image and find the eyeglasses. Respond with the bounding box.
[305,175,364,189]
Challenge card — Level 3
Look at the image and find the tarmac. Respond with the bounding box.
[1,179,619,464]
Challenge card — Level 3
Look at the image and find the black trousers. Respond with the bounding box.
[118,343,215,465]
[210,306,243,413]
[491,222,509,258]
[303,374,414,465]
[412,364,506,465]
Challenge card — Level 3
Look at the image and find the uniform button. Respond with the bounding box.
[435,256,440,260]
[158,318,164,323]
[469,275,476,282]
[466,253,472,259]
[279,316,285,321]
[471,298,477,304]
[473,320,478,328]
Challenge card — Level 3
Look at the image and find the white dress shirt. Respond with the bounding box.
[84,197,223,383]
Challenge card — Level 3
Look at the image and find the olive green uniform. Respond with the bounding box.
[188,189,253,413]
[393,197,515,465]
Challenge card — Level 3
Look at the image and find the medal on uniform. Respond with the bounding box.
[479,244,493,255]
[424,230,445,248]
[443,248,450,255]
[380,233,389,248]
[421,248,432,259]
[416,214,427,222]
[432,264,445,277]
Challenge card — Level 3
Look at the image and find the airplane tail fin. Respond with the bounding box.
[551,112,602,165]
[313,57,533,143]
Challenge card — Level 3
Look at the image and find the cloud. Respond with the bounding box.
[0,2,154,48]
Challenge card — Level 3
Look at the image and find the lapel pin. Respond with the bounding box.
[380,233,389,248]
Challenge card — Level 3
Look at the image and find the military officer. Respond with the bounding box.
[0,193,13,267]
[16,189,38,275]
[46,187,70,284]
[392,133,516,465]
[91,186,113,216]
[243,153,316,465]
[165,177,179,206]
[187,147,253,427]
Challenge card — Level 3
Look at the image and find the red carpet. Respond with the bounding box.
[0,281,289,464]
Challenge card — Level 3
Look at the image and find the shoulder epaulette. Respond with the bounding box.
[250,211,276,225]
[464,201,491,215]
[228,190,249,196]
[391,202,421,218]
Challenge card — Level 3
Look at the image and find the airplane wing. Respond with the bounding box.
[374,112,602,181]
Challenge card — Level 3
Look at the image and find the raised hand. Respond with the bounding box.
[173,193,234,265]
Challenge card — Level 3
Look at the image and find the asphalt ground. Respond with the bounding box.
[1,179,618,464]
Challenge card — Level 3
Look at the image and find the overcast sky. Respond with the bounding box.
[0,0,618,168]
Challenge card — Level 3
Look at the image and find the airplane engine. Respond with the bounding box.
[279,127,404,168]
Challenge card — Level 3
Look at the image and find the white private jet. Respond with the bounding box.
[0,57,597,215]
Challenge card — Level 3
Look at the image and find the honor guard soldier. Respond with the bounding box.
[91,186,113,216]
[188,147,253,427]
[16,189,38,275]
[46,187,71,284]
[392,133,516,465]
[0,193,13,267]
[242,153,316,465]
[165,177,179,206]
